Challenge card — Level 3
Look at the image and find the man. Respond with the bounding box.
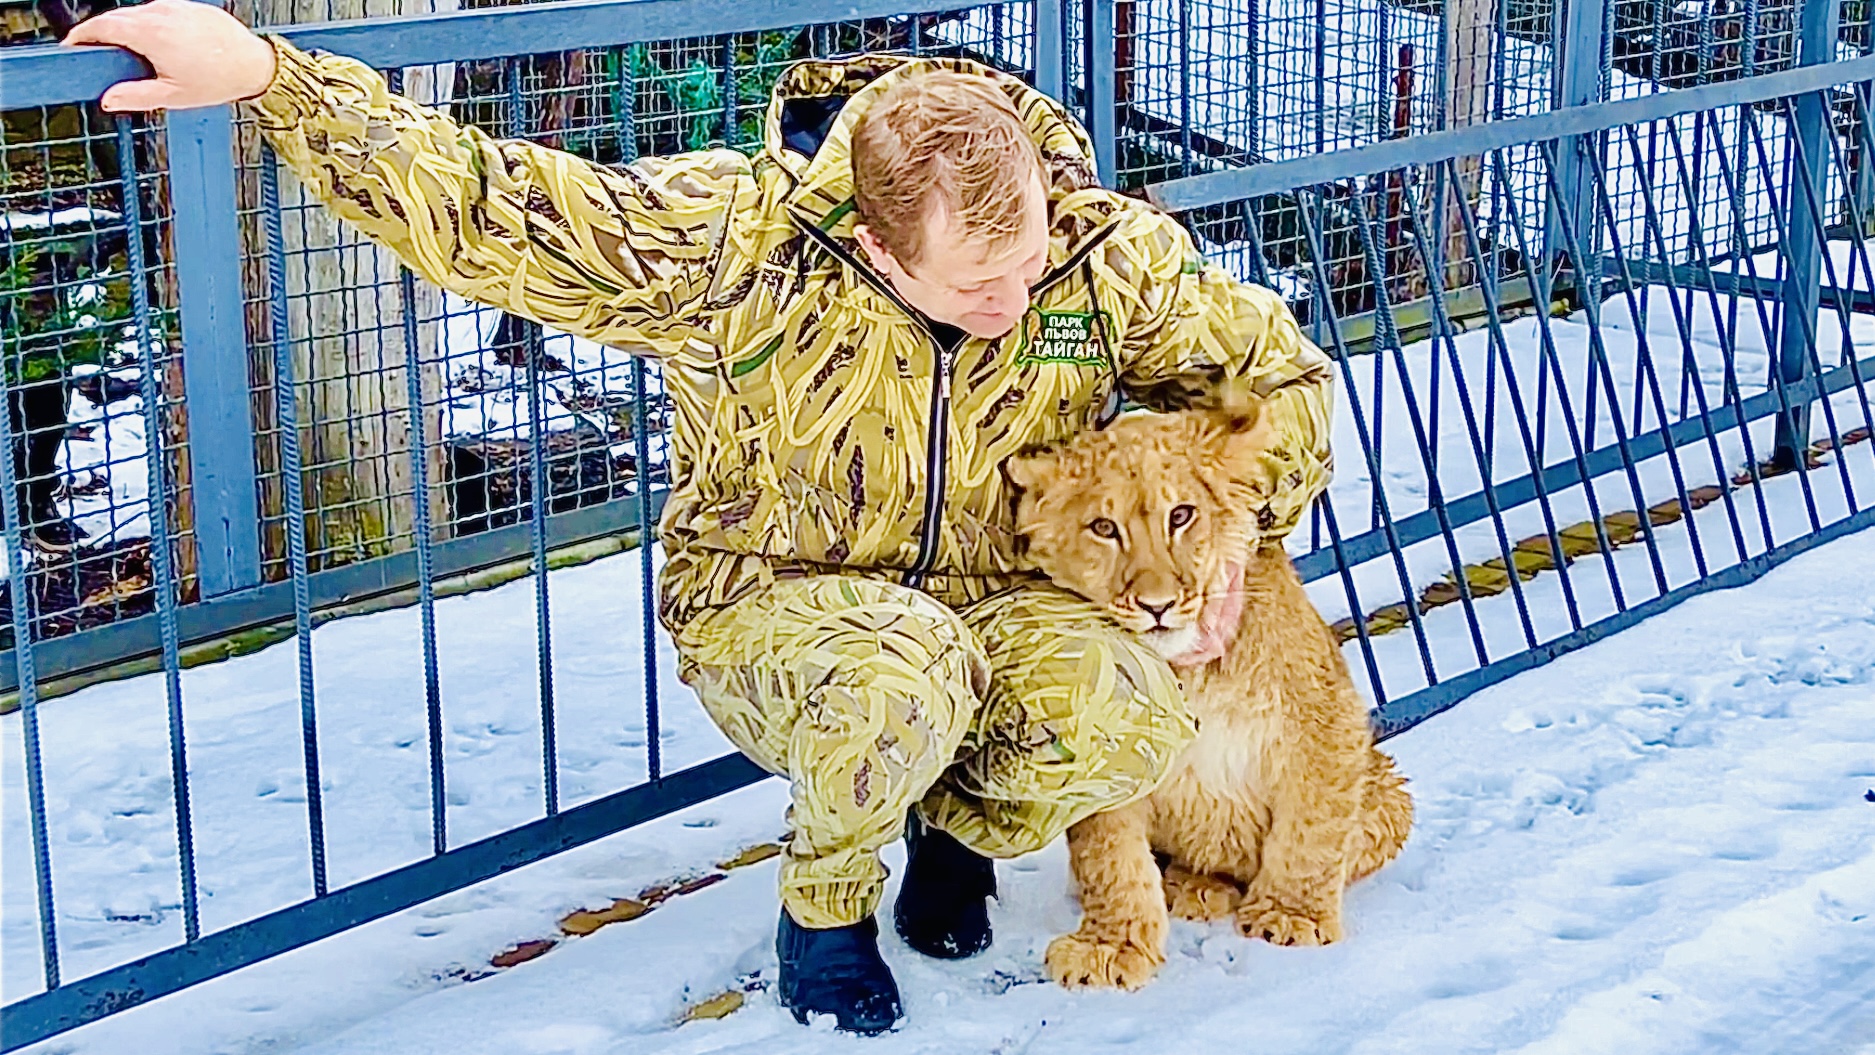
[70,0,1335,1034]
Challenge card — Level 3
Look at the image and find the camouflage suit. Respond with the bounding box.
[251,41,1336,928]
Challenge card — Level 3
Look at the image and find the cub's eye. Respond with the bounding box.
[1089,518,1120,540]
[1168,504,1197,531]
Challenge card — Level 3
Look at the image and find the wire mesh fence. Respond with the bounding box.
[1,105,193,651]
[2,0,1873,1047]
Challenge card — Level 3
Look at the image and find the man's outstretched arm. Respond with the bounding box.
[66,0,756,356]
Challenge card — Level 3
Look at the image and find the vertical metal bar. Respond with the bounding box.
[367,75,451,853]
[1346,183,1491,667]
[1295,190,1442,686]
[1619,123,1753,567]
[508,57,559,815]
[1720,108,1824,532]
[1771,0,1840,471]
[1537,139,1673,598]
[1247,0,1262,162]
[398,265,447,854]
[1035,0,1067,100]
[615,47,662,783]
[261,146,328,897]
[118,117,202,938]
[1777,95,1860,513]
[1662,115,1779,550]
[1176,0,1192,178]
[1490,149,1633,605]
[1086,0,1117,185]
[1318,498,1389,710]
[633,360,661,783]
[0,332,60,991]
[1550,0,1607,269]
[1855,0,1875,232]
[1822,90,1875,446]
[164,105,261,597]
[1313,0,1327,156]
[720,35,738,148]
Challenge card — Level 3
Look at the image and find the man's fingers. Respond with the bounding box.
[99,79,183,114]
[60,8,146,48]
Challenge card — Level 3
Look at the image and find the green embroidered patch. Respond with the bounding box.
[1016,309,1108,366]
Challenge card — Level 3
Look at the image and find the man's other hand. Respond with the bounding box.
[64,0,277,113]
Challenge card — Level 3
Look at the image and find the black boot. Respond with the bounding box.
[893,814,995,959]
[775,910,903,1035]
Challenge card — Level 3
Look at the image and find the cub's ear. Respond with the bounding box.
[1001,444,1061,496]
[1208,390,1277,475]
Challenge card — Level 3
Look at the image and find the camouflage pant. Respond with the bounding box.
[673,575,1195,929]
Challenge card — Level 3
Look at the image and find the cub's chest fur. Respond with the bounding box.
[1147,681,1284,873]
[1173,680,1283,799]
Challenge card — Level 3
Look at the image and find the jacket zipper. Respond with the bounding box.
[901,337,955,590]
[786,210,1121,591]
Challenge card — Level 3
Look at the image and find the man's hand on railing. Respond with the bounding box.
[63,0,276,113]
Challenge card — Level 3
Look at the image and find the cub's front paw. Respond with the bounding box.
[1163,867,1241,922]
[1236,893,1344,947]
[1044,929,1165,991]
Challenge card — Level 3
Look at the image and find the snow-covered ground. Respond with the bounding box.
[5,520,1870,1055]
[8,269,1875,1051]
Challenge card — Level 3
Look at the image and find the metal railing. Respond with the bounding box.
[3,0,1873,1047]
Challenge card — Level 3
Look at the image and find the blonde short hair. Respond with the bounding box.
[850,70,1045,269]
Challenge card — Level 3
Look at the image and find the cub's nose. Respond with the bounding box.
[1138,599,1174,626]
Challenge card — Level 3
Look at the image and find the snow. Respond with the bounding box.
[6,521,1870,1055]
[4,280,1872,1051]
[435,293,671,487]
[0,208,119,234]
[55,366,154,547]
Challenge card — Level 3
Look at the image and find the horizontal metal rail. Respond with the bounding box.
[0,490,668,697]
[1609,257,1875,316]
[1293,353,1875,584]
[1372,504,1875,739]
[0,0,993,110]
[0,751,771,1051]
[1147,55,1875,212]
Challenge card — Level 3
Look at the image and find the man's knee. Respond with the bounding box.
[1031,624,1190,783]
[678,575,991,766]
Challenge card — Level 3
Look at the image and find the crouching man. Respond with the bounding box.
[71,0,1336,1033]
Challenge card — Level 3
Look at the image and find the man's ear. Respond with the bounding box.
[853,223,896,277]
[1001,445,1060,496]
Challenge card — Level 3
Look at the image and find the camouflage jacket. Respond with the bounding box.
[250,40,1337,630]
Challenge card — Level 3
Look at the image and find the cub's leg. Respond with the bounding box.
[1237,763,1364,947]
[1045,802,1167,990]
[1162,864,1241,921]
[1350,747,1413,883]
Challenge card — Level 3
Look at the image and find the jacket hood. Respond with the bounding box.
[759,54,1103,241]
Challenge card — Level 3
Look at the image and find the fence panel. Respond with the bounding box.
[3,0,1873,1048]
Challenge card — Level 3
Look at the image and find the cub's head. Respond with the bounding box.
[1004,399,1279,661]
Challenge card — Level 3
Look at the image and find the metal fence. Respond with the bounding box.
[3,0,1874,1047]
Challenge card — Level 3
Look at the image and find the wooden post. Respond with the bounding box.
[234,0,454,573]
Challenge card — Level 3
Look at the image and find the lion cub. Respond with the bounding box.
[1004,399,1413,991]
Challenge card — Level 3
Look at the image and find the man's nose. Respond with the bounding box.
[982,277,1028,316]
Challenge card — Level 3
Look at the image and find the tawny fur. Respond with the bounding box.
[1004,399,1414,990]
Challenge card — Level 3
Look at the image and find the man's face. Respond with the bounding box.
[856,169,1050,340]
